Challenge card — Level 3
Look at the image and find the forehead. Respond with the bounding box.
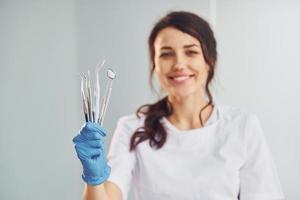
[154,27,200,49]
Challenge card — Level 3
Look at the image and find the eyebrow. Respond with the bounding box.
[184,44,199,48]
[160,44,200,50]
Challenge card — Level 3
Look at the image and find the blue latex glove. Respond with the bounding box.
[72,122,111,185]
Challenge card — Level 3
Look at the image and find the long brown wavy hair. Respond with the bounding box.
[129,11,217,151]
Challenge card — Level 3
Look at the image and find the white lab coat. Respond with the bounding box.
[107,104,285,200]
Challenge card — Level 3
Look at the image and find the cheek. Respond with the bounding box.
[155,68,170,90]
[155,67,166,82]
[194,64,209,83]
[154,59,170,77]
[200,69,209,85]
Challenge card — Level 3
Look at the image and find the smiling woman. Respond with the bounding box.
[154,27,210,101]
[73,11,286,200]
[130,11,218,151]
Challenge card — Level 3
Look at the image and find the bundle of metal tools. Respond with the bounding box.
[80,60,116,125]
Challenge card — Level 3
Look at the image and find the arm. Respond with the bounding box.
[74,117,137,200]
[72,123,122,200]
[239,114,285,199]
[83,181,122,200]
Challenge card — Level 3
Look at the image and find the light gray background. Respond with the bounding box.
[0,0,299,200]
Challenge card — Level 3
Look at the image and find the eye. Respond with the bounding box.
[160,52,174,58]
[186,50,199,56]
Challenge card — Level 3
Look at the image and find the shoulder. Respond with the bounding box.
[111,114,146,139]
[217,104,258,124]
[116,113,146,131]
[216,104,264,138]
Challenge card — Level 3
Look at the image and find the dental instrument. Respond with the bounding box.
[98,68,116,125]
[79,59,116,126]
[80,75,89,122]
[84,73,91,122]
[93,60,105,123]
[87,70,93,122]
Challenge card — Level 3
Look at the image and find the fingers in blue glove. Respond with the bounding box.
[74,144,103,160]
[82,122,107,137]
[72,132,104,143]
[73,137,104,148]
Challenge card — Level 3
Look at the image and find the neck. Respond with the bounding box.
[167,94,213,130]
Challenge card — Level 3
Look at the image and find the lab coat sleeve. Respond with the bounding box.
[239,114,285,200]
[107,116,137,200]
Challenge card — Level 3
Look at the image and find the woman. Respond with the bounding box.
[72,11,285,200]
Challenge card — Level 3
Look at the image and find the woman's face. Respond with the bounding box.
[153,27,209,99]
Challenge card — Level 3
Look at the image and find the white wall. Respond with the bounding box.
[0,0,82,199]
[215,1,300,199]
[0,0,299,200]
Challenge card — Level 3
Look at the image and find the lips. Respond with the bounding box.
[168,74,195,84]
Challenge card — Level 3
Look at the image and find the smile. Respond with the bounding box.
[168,74,195,84]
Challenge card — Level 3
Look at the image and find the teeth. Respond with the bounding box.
[172,76,189,81]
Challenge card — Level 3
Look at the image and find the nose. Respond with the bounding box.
[173,53,187,70]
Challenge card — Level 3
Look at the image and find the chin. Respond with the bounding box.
[170,90,195,99]
[167,86,205,99]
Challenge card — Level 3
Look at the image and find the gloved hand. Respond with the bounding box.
[72,122,111,185]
